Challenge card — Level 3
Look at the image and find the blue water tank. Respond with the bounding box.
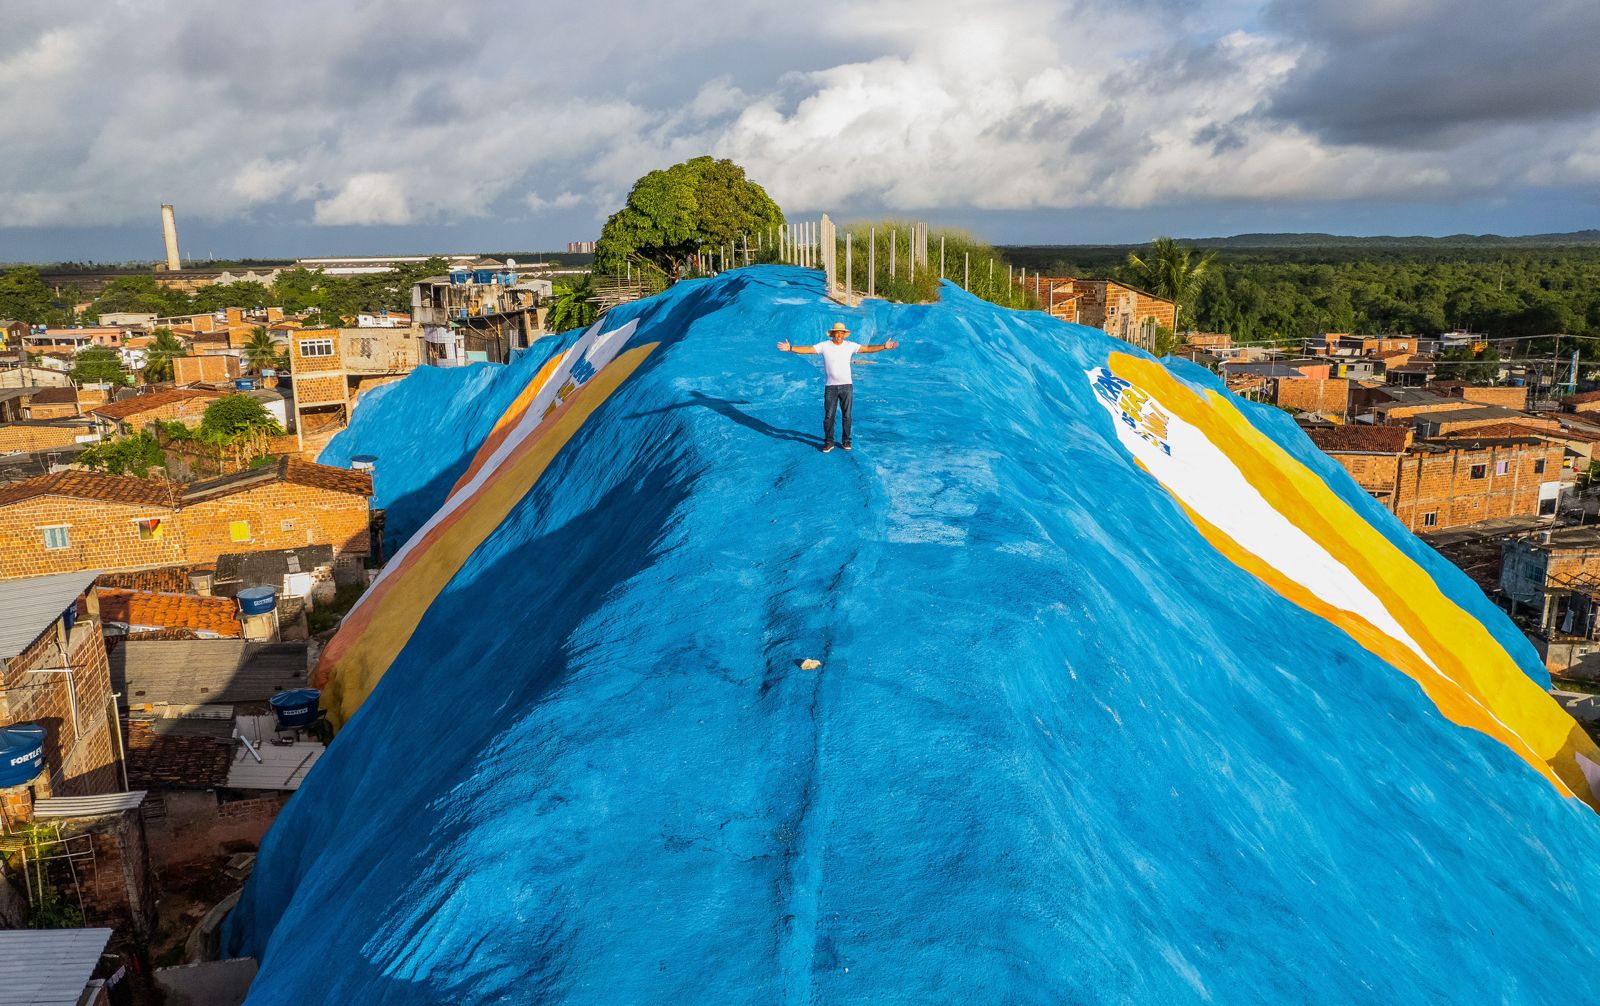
[234,378,256,391]
[0,724,46,788]
[237,586,278,616]
[269,689,321,729]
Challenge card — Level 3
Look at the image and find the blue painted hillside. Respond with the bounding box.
[226,267,1600,1003]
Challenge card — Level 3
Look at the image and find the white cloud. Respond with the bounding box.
[314,174,412,225]
[0,0,1597,235]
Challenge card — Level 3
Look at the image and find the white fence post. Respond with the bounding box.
[845,233,853,301]
[889,229,896,279]
[868,227,876,298]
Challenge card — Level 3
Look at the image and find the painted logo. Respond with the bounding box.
[1090,367,1172,456]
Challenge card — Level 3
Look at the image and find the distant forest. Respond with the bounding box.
[1002,240,1600,350]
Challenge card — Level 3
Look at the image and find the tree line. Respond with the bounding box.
[0,258,451,328]
[1005,244,1600,349]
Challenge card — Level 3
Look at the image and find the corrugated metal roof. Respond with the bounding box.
[0,928,112,1005]
[0,571,101,662]
[32,790,147,818]
[228,716,323,790]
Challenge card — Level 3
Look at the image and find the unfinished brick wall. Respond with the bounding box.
[1449,386,1530,410]
[2,623,120,800]
[172,354,240,384]
[181,482,371,560]
[1392,443,1563,531]
[45,811,157,942]
[144,790,289,868]
[1324,453,1402,500]
[0,497,184,579]
[115,396,215,430]
[26,402,80,420]
[0,423,84,452]
[1274,378,1350,415]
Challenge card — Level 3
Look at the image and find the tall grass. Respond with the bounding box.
[836,221,1040,310]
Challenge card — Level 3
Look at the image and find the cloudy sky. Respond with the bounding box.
[3,0,1599,262]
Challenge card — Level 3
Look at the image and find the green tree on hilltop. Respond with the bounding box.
[1127,237,1218,331]
[594,157,784,279]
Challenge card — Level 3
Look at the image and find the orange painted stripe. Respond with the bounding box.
[315,343,658,725]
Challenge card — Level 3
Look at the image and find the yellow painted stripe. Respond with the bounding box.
[316,343,658,726]
[1109,352,1600,808]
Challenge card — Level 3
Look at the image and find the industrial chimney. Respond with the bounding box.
[160,203,181,271]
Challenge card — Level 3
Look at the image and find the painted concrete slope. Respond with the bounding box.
[227,266,1600,1004]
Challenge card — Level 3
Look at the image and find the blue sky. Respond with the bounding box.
[3,0,1598,262]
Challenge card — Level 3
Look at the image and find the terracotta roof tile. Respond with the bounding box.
[1564,390,1600,406]
[123,719,233,788]
[90,387,217,422]
[96,588,242,637]
[0,471,180,509]
[181,456,371,503]
[1304,424,1412,453]
[1438,422,1561,440]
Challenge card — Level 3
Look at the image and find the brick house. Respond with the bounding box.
[0,473,184,579]
[1429,380,1529,411]
[0,571,122,802]
[25,386,81,419]
[1501,528,1600,676]
[89,387,219,434]
[1274,377,1350,416]
[0,419,97,453]
[1306,425,1565,532]
[1562,390,1600,415]
[1036,277,1177,345]
[0,461,371,581]
[172,353,241,385]
[178,457,372,562]
[288,327,351,454]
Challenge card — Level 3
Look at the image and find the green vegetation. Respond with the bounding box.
[1126,237,1216,331]
[243,326,279,373]
[837,222,1039,310]
[546,274,600,332]
[201,394,280,439]
[142,326,188,382]
[80,432,166,476]
[70,345,129,386]
[306,584,366,636]
[595,157,784,279]
[1005,242,1600,348]
[0,258,449,328]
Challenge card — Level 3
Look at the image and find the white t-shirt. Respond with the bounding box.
[813,340,860,386]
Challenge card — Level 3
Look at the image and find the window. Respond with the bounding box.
[1495,460,1509,476]
[41,525,69,550]
[229,520,252,543]
[1535,459,1546,474]
[1469,463,1487,480]
[135,518,163,541]
[298,338,334,358]
[1423,511,1438,528]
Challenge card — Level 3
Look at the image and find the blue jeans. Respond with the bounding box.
[824,383,853,446]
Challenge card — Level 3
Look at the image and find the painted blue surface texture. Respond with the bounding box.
[226,267,1599,1003]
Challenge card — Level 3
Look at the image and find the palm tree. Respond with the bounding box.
[243,326,280,374]
[1126,237,1217,333]
[142,327,188,383]
[545,274,600,333]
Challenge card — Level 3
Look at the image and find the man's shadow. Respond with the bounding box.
[631,391,822,447]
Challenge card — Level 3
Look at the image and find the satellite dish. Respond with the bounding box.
[506,258,517,268]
